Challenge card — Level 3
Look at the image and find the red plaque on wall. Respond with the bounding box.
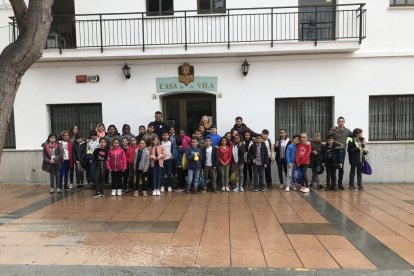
[76,75,88,83]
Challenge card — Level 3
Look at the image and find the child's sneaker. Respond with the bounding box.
[142,191,147,197]
[240,187,244,192]
[168,186,172,192]
[111,189,116,196]
[185,189,190,194]
[233,186,239,192]
[160,186,165,192]
[69,183,73,189]
[293,186,297,191]
[225,186,230,192]
[117,189,122,196]
[152,190,156,196]
[279,184,284,189]
[156,189,161,196]
[133,191,139,197]
[261,188,265,192]
[254,189,258,192]
[358,185,365,191]
[299,186,305,193]
[285,186,290,192]
[57,188,62,193]
[303,187,310,193]
[92,193,101,198]
[318,185,324,190]
[221,186,225,191]
[50,188,55,194]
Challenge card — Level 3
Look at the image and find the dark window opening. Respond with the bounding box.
[4,110,16,149]
[369,95,414,141]
[298,0,336,41]
[50,104,103,137]
[147,0,174,16]
[48,0,77,49]
[390,0,414,6]
[275,97,333,140]
[198,0,226,14]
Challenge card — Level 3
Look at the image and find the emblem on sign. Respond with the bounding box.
[178,63,194,86]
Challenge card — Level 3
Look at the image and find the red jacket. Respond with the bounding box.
[218,145,231,165]
[126,145,139,165]
[296,143,312,166]
[106,147,127,171]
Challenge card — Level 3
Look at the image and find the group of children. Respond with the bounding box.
[42,114,369,196]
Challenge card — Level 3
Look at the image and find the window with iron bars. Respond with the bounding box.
[390,0,414,6]
[198,0,226,14]
[275,97,333,140]
[369,95,414,141]
[4,110,16,149]
[146,0,174,16]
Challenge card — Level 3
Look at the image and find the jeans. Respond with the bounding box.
[253,165,265,190]
[276,158,287,184]
[311,171,320,186]
[300,165,309,188]
[337,150,346,186]
[49,162,60,189]
[152,164,162,190]
[243,161,253,183]
[233,163,244,187]
[95,161,106,194]
[349,163,363,187]
[219,165,230,188]
[187,169,200,191]
[203,166,217,190]
[135,170,147,192]
[75,162,84,185]
[162,159,173,188]
[59,160,70,189]
[69,165,74,184]
[325,162,337,189]
[264,161,272,186]
[127,164,135,188]
[286,163,295,188]
[111,171,123,190]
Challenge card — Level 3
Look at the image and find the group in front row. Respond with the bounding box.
[42,112,369,197]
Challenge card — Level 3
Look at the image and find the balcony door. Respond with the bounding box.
[163,94,216,135]
[49,0,76,49]
[299,0,336,41]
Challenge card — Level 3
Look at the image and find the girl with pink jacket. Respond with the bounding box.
[149,136,166,196]
[106,139,127,196]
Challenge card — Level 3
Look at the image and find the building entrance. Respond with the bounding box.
[162,93,216,135]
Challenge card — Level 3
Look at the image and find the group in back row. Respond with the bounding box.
[41,112,369,197]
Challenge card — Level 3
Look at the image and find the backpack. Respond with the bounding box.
[293,167,303,184]
[362,160,372,175]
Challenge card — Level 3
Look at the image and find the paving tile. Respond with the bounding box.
[124,221,153,232]
[140,233,173,247]
[263,248,303,268]
[307,223,340,235]
[0,246,43,264]
[160,246,198,267]
[230,232,262,249]
[107,232,146,247]
[81,232,118,246]
[56,246,105,265]
[288,234,325,250]
[281,223,313,235]
[317,235,357,250]
[30,246,72,265]
[328,249,377,269]
[95,221,130,232]
[151,221,180,233]
[231,247,266,268]
[259,234,294,250]
[196,247,231,267]
[295,249,340,269]
[377,236,414,251]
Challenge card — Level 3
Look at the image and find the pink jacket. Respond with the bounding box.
[149,145,166,167]
[106,147,127,171]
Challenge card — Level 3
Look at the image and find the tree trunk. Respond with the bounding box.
[0,0,54,163]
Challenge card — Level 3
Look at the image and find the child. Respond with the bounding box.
[92,138,108,197]
[194,130,205,148]
[202,137,218,193]
[161,132,173,192]
[179,129,191,151]
[261,129,274,189]
[126,137,139,193]
[59,131,74,190]
[206,125,221,147]
[96,123,106,139]
[143,124,157,147]
[248,134,269,192]
[285,135,300,192]
[232,134,246,192]
[243,132,254,186]
[149,136,166,196]
[134,140,150,197]
[347,128,369,191]
[321,135,342,191]
[106,139,127,196]
[85,130,99,186]
[42,134,63,194]
[185,138,203,194]
[136,125,146,142]
[121,124,135,141]
[218,137,231,192]
[224,132,234,148]
[121,137,130,192]
[105,125,121,145]
[296,133,312,193]
[73,134,86,189]
[274,129,291,189]
[69,125,80,188]
[174,136,186,192]
[309,132,323,190]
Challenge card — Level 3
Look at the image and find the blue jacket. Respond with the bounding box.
[201,146,218,168]
[186,147,203,170]
[285,144,296,164]
[206,133,221,147]
[174,146,185,167]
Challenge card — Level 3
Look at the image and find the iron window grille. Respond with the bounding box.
[50,103,103,138]
[4,110,16,149]
[390,0,414,6]
[369,95,414,141]
[197,0,226,14]
[275,97,333,140]
[147,0,174,16]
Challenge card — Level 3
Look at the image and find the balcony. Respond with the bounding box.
[9,3,367,60]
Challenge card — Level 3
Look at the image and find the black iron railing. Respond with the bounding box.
[9,4,366,54]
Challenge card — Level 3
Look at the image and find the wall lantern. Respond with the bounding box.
[122,63,131,79]
[241,59,250,76]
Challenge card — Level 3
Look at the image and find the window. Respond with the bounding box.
[298,0,336,41]
[48,0,76,49]
[275,97,333,139]
[4,110,16,149]
[146,0,174,16]
[390,0,414,6]
[369,95,414,141]
[198,0,226,14]
[50,104,103,136]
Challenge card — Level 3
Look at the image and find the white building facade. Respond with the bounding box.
[0,0,413,183]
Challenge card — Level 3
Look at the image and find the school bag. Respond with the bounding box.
[293,167,303,184]
[182,154,187,170]
[362,160,372,175]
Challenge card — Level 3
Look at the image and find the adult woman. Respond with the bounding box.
[199,115,212,135]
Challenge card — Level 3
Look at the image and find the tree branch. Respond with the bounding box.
[9,0,28,31]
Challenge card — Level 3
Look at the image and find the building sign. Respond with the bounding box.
[178,63,194,85]
[156,77,217,93]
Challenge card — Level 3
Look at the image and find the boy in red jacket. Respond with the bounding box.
[296,133,312,193]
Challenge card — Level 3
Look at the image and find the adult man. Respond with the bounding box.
[149,111,169,139]
[231,116,258,138]
[328,117,352,190]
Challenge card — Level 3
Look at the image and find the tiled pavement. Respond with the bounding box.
[0,183,414,272]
